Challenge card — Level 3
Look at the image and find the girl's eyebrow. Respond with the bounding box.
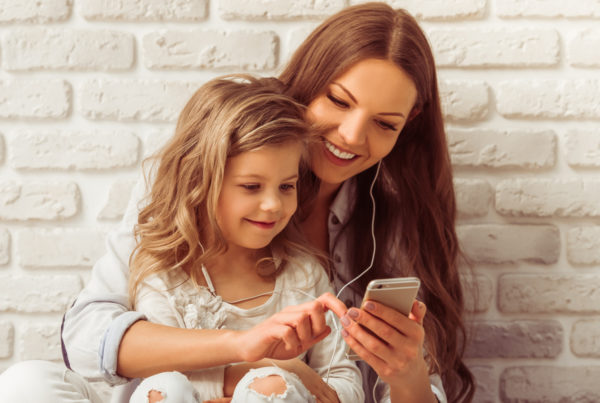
[331,82,406,119]
[234,174,299,181]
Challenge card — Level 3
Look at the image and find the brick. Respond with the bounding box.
[496,178,600,217]
[0,80,70,119]
[80,80,198,122]
[0,0,70,23]
[80,0,207,21]
[570,29,600,67]
[0,321,13,358]
[457,224,560,264]
[9,130,139,170]
[143,30,277,70]
[430,29,559,67]
[0,181,79,220]
[454,178,491,218]
[496,80,600,120]
[572,319,600,358]
[465,320,562,358]
[350,0,486,20]
[17,228,105,268]
[98,179,137,220]
[497,0,600,18]
[449,129,555,169]
[439,80,489,122]
[501,366,600,402]
[565,129,600,168]
[461,273,493,313]
[499,274,600,314]
[219,0,345,20]
[469,366,495,403]
[3,29,134,71]
[0,228,9,265]
[0,273,81,313]
[567,226,600,265]
[19,324,61,361]
[286,25,317,61]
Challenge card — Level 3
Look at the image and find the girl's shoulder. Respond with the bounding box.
[278,253,332,296]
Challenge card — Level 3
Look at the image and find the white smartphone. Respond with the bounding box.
[345,277,421,360]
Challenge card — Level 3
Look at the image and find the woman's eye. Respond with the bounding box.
[280,183,296,192]
[327,94,349,108]
[376,120,398,131]
[241,184,260,191]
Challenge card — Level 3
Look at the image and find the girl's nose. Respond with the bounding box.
[260,190,282,212]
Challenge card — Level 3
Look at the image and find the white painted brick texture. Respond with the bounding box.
[9,130,139,170]
[219,0,345,20]
[0,182,79,220]
[16,228,106,268]
[3,29,134,71]
[0,0,71,23]
[143,30,277,70]
[80,0,207,21]
[1,1,600,400]
[351,0,487,20]
[0,80,71,119]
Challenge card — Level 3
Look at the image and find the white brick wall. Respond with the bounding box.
[0,0,599,400]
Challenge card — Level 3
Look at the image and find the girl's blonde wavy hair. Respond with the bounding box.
[129,75,317,306]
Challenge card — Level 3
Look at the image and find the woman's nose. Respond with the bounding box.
[338,111,368,146]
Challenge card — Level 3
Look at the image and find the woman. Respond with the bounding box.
[0,3,474,402]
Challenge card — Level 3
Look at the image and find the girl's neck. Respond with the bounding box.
[207,246,269,276]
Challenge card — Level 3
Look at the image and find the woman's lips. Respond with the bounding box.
[321,139,358,167]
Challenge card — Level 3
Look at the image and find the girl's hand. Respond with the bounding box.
[273,359,340,403]
[340,300,437,402]
[235,293,346,362]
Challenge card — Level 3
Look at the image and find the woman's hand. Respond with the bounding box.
[235,293,347,363]
[340,300,437,402]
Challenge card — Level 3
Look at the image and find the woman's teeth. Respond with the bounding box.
[325,140,356,160]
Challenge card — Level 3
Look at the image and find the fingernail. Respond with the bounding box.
[348,308,359,319]
[418,301,425,311]
[364,302,375,312]
[341,329,349,337]
[340,315,350,327]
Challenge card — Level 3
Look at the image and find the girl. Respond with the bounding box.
[1,3,474,403]
[127,75,363,403]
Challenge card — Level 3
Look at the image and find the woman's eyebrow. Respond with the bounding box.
[331,82,406,119]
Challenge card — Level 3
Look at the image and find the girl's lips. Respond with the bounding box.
[245,219,276,229]
[321,139,358,167]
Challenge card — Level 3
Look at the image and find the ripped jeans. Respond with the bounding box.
[130,366,316,403]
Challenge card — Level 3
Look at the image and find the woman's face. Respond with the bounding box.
[306,58,418,188]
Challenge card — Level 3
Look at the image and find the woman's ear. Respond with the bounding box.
[407,108,421,122]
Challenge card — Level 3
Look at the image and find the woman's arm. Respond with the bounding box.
[340,300,439,403]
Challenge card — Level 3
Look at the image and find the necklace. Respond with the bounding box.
[201,265,273,305]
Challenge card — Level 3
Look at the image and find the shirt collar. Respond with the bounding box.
[329,177,357,226]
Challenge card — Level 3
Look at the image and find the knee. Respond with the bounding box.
[130,371,199,403]
[248,375,287,396]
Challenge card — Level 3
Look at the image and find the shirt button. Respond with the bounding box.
[344,299,353,308]
[334,254,341,263]
[331,216,340,225]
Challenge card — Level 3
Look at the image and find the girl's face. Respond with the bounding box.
[216,142,303,251]
[306,58,418,189]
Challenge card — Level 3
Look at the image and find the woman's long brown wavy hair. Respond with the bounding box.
[279,3,475,401]
[129,75,314,305]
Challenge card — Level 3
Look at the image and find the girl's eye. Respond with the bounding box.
[375,120,398,132]
[279,183,296,192]
[241,184,260,191]
[327,93,349,108]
